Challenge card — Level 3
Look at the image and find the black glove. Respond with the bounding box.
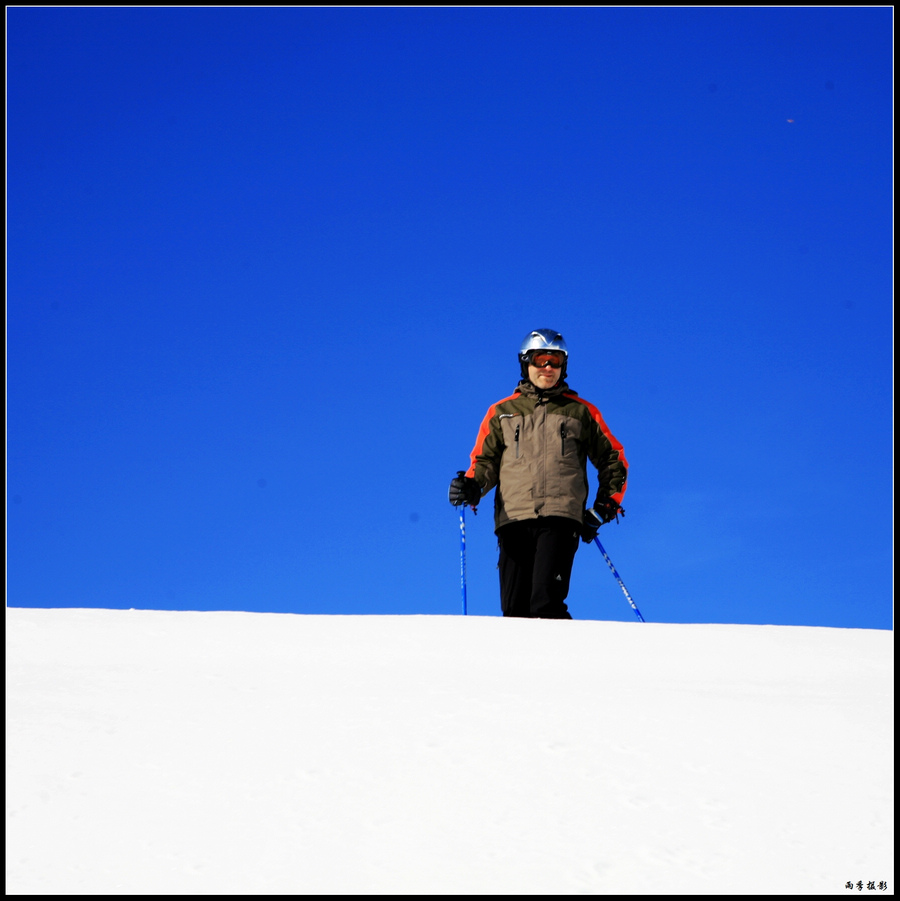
[594,497,625,524]
[449,471,480,507]
[581,507,603,543]
[581,499,624,543]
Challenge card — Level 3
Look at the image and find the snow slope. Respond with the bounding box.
[5,608,893,895]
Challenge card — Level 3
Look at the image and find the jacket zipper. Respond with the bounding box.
[560,423,567,456]
[515,423,521,459]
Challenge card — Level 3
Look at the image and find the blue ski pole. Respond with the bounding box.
[459,505,468,615]
[594,537,645,622]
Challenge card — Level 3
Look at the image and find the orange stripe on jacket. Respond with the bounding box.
[465,391,522,479]
[564,392,629,505]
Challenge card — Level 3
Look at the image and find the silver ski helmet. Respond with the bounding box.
[518,328,568,378]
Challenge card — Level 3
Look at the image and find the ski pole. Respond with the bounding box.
[459,506,468,615]
[593,537,645,622]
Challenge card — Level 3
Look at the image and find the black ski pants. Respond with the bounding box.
[497,516,580,619]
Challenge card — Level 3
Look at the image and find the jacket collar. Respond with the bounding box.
[515,378,575,400]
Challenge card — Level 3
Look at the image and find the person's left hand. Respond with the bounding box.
[581,507,603,543]
[594,498,624,524]
[581,500,624,542]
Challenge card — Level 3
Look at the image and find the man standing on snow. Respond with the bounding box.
[449,329,628,619]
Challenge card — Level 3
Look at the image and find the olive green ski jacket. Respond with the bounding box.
[465,378,628,533]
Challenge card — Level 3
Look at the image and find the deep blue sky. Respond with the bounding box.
[7,7,893,629]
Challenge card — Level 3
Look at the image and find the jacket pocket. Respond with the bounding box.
[556,415,582,463]
[546,414,584,503]
[500,415,527,465]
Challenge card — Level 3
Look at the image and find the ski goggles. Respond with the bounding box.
[529,352,565,369]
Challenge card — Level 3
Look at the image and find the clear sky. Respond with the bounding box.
[7,7,893,629]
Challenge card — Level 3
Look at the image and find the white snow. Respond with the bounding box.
[5,607,893,895]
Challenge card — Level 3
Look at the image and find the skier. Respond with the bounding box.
[449,329,628,619]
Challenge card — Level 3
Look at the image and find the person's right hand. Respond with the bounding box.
[448,471,480,507]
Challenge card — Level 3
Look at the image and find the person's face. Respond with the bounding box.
[527,351,564,389]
